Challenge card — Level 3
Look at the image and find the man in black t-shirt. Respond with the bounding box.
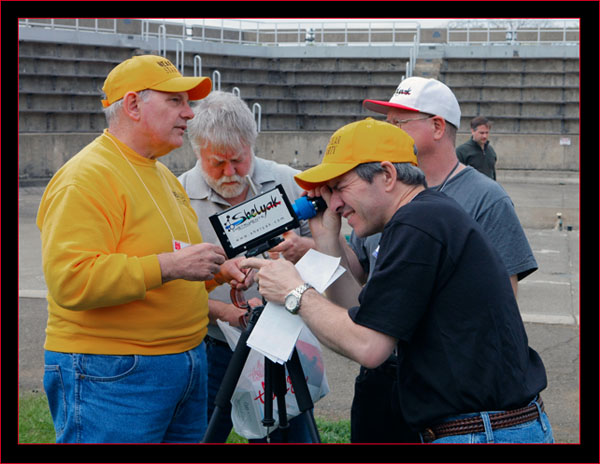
[241,118,553,443]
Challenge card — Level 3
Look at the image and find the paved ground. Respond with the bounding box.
[18,170,580,443]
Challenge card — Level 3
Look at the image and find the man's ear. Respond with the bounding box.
[379,161,398,191]
[431,116,446,141]
[121,91,142,121]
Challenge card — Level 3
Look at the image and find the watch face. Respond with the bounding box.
[285,294,299,312]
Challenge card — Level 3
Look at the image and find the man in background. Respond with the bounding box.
[456,116,497,180]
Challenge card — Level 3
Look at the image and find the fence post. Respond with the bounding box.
[252,103,262,132]
[176,40,185,74]
[212,70,221,91]
[158,25,166,56]
[194,55,202,77]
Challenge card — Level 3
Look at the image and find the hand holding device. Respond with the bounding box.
[209,185,326,259]
[158,243,226,283]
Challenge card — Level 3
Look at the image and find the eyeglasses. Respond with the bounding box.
[387,115,434,128]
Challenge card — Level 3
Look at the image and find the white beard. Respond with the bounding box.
[199,158,255,199]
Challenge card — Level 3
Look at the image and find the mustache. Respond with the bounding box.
[215,175,244,186]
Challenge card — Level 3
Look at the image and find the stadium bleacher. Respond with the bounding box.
[18,18,579,181]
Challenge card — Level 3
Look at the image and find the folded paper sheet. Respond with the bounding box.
[246,249,345,363]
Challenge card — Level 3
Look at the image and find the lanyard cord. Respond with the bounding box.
[436,161,460,192]
[107,136,191,244]
[156,165,192,243]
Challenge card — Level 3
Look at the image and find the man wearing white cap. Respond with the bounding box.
[37,55,251,443]
[341,77,538,442]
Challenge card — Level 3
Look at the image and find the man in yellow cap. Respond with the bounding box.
[37,55,250,443]
[241,118,553,444]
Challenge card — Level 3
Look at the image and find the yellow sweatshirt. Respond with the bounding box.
[37,130,209,355]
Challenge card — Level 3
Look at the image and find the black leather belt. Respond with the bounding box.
[421,397,544,443]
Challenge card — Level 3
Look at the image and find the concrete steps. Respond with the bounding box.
[440,57,579,134]
[18,39,580,177]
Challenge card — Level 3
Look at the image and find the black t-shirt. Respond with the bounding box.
[351,189,547,430]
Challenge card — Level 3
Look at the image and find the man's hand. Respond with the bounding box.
[214,257,254,289]
[158,243,226,283]
[240,257,304,305]
[267,231,315,263]
[208,297,262,327]
[305,186,345,256]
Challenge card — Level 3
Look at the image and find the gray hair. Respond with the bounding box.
[187,91,258,156]
[102,89,153,125]
[354,162,427,188]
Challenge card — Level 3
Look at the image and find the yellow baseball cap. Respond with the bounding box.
[294,118,418,191]
[101,55,212,108]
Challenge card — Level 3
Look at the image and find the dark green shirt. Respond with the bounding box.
[456,138,497,180]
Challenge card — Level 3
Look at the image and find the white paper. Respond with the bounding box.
[246,249,345,363]
[216,320,241,350]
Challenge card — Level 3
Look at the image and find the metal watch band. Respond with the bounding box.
[295,282,314,300]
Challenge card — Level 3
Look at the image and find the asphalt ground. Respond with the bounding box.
[17,171,583,445]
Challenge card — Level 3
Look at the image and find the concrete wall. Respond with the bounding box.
[19,131,579,183]
[455,133,579,171]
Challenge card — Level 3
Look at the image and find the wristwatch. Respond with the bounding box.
[284,283,314,315]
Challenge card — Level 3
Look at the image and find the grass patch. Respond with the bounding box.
[18,391,56,444]
[18,392,350,443]
[315,417,351,443]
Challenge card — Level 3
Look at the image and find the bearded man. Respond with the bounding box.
[178,90,315,442]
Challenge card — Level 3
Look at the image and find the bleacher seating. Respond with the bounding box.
[18,23,580,179]
[18,43,407,133]
[440,58,579,134]
[19,41,579,136]
[19,42,141,132]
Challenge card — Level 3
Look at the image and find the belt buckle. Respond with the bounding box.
[422,427,436,443]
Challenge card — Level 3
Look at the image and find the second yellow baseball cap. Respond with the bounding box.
[101,55,212,107]
[294,118,418,191]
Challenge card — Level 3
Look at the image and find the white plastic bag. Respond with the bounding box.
[217,321,330,439]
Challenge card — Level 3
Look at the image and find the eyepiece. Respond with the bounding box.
[292,196,327,220]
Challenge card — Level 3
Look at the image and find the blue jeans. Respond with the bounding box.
[420,397,554,444]
[43,343,208,443]
[205,337,314,443]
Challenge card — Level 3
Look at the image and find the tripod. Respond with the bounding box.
[202,240,321,443]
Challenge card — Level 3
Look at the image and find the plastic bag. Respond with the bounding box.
[217,321,330,439]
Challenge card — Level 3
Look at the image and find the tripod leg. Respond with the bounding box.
[272,362,290,443]
[286,348,322,443]
[262,358,275,434]
[202,308,262,443]
[262,358,292,442]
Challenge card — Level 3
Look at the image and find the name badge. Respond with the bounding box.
[173,240,191,251]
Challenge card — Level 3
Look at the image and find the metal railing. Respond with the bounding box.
[140,19,421,78]
[446,19,579,46]
[19,18,578,48]
[139,19,423,48]
[19,18,118,33]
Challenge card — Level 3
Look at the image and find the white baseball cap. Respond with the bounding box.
[363,77,461,129]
